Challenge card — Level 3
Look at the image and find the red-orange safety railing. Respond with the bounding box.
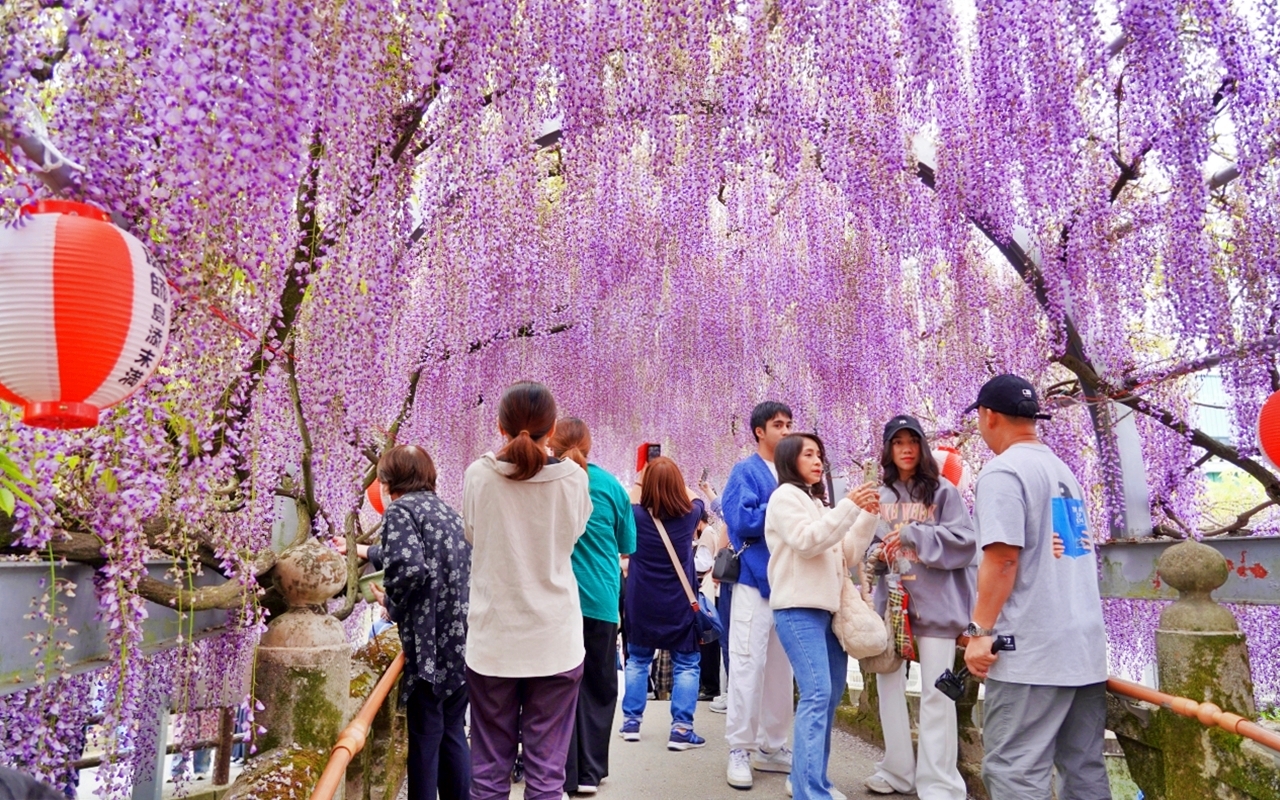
[307,661,1279,800]
[1107,676,1280,752]
[310,652,405,800]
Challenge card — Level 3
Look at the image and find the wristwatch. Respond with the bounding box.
[965,622,997,638]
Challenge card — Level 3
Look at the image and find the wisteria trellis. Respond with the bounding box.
[2,0,1279,791]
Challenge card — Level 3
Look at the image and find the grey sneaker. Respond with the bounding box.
[709,694,728,713]
[727,748,753,789]
[751,745,793,773]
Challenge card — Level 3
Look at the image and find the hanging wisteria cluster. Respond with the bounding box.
[2,0,1279,789]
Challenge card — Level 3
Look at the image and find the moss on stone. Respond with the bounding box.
[350,629,401,702]
[288,667,344,750]
[224,745,329,800]
[352,628,400,673]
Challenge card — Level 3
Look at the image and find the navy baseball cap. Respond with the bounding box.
[963,374,1052,420]
[883,414,927,445]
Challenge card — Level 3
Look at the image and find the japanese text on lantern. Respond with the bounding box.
[117,269,170,388]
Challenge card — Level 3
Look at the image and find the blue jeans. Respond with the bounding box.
[622,644,701,730]
[774,608,848,800]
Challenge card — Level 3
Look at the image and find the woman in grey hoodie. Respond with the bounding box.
[864,415,976,799]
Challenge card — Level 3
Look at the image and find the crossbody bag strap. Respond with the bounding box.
[649,510,700,612]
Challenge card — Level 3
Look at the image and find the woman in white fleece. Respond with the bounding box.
[764,433,881,800]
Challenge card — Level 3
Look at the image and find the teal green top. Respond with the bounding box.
[573,464,637,623]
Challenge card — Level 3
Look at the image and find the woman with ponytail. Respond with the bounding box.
[549,418,636,795]
[462,382,594,800]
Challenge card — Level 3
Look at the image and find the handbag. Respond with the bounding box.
[856,554,903,673]
[886,577,918,661]
[831,554,889,659]
[857,605,902,674]
[712,542,749,583]
[651,510,723,645]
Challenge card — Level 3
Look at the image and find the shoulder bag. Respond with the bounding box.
[832,552,890,660]
[650,510,723,645]
[712,541,748,582]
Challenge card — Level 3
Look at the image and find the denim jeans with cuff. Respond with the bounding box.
[622,644,701,730]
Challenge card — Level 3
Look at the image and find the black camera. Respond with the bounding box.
[935,634,1016,702]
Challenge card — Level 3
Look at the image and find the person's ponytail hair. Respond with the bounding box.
[497,381,558,481]
[549,417,591,471]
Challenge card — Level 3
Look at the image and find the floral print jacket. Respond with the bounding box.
[381,490,471,699]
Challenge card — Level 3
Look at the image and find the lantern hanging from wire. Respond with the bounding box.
[933,445,974,494]
[1259,391,1280,469]
[0,200,171,429]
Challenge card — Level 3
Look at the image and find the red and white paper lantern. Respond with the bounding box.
[0,200,171,429]
[933,445,974,493]
[1259,391,1280,469]
[366,482,385,515]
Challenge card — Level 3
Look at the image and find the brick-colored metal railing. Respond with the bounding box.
[309,651,405,800]
[1107,676,1280,752]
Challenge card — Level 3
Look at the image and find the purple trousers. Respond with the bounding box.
[467,663,584,800]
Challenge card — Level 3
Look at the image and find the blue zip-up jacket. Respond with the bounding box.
[721,453,777,598]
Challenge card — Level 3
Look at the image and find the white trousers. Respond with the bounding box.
[873,635,968,800]
[724,582,794,751]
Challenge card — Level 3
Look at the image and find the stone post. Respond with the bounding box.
[1109,539,1279,800]
[253,538,350,754]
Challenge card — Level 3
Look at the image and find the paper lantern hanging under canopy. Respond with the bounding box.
[366,481,385,515]
[0,200,171,429]
[933,446,974,494]
[1259,391,1280,469]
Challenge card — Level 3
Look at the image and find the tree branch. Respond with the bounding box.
[1060,352,1280,503]
[1202,499,1278,538]
[1122,334,1280,390]
[135,549,276,611]
[283,338,318,519]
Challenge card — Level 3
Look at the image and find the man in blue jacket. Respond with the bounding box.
[722,401,795,790]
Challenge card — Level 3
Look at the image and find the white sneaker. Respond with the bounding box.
[709,694,728,713]
[727,748,753,789]
[751,745,792,773]
[864,774,897,795]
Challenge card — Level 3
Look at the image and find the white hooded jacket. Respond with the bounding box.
[462,452,592,677]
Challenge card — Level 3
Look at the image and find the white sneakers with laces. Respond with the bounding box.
[751,745,793,773]
[726,748,753,789]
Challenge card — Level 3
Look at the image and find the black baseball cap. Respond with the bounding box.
[963,374,1052,420]
[883,414,927,445]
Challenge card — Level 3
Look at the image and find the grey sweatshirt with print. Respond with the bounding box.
[869,477,977,639]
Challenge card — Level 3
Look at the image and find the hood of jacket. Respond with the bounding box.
[477,450,584,483]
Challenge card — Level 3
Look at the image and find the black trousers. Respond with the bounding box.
[564,617,620,791]
[406,679,470,800]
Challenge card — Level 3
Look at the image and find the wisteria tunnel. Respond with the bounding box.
[1,1,1279,799]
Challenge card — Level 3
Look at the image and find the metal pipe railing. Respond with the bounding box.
[1107,676,1280,753]
[309,651,405,800]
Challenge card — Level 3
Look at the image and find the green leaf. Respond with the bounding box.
[0,487,14,516]
[100,468,119,494]
[0,454,36,486]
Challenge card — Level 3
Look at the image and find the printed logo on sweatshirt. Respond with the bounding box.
[880,501,935,567]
